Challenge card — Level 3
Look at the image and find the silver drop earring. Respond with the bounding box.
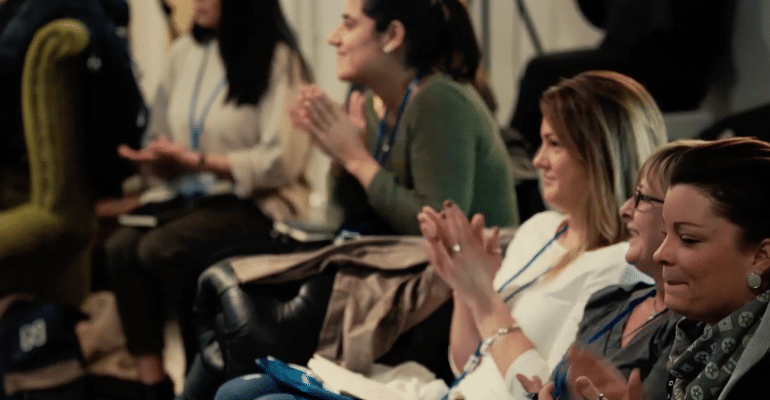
[748,272,762,289]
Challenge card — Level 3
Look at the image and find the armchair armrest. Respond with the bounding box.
[0,204,65,261]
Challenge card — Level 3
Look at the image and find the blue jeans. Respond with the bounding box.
[214,374,311,400]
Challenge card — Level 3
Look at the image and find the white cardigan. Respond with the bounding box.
[449,211,649,400]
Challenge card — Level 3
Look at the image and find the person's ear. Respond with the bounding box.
[380,20,405,54]
[752,239,770,277]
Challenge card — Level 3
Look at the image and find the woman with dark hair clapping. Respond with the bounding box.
[105,0,313,397]
[289,0,518,236]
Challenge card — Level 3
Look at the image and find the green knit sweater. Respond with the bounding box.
[363,73,518,234]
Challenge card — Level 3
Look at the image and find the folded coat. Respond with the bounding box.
[227,236,452,373]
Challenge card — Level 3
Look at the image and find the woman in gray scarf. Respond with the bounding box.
[543,137,770,400]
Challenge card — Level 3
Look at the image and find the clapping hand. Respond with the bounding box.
[118,136,190,179]
[418,201,502,305]
[289,85,369,167]
[562,345,647,400]
[517,374,544,395]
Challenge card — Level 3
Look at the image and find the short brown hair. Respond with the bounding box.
[637,140,707,194]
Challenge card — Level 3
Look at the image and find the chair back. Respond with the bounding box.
[21,18,94,216]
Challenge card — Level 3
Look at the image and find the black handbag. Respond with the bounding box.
[0,297,87,400]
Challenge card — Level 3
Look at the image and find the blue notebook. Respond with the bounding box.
[256,357,355,400]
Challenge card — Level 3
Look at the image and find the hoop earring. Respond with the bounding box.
[748,272,762,289]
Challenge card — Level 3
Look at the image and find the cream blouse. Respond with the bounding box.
[143,35,314,221]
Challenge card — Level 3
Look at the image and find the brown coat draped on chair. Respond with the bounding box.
[228,236,452,373]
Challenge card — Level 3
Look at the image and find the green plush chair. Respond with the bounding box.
[0,19,97,307]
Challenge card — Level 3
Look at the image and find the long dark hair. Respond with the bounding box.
[361,0,480,81]
[192,0,311,105]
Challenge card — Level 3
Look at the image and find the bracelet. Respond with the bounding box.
[197,152,206,171]
[479,322,520,354]
[524,392,539,400]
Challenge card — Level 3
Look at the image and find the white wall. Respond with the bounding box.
[127,0,172,101]
[280,0,347,102]
[467,0,602,123]
[280,0,602,124]
[145,0,770,127]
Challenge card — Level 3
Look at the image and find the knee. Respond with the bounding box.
[135,227,177,272]
[104,227,142,271]
[214,374,278,400]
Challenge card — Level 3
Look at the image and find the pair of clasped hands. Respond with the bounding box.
[418,202,646,400]
[418,200,504,307]
[525,345,647,400]
[288,85,370,170]
[118,136,197,179]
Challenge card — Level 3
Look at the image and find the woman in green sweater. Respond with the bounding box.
[290,0,518,234]
[180,2,517,398]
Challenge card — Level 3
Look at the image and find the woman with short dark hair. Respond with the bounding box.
[551,137,770,400]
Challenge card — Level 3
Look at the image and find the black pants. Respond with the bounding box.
[509,48,711,154]
[105,195,272,355]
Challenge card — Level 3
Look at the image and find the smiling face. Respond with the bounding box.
[192,0,222,29]
[532,118,589,213]
[327,0,387,83]
[620,174,666,279]
[653,184,759,324]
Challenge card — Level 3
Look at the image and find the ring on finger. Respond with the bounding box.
[596,394,605,400]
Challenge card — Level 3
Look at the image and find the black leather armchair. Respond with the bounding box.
[194,260,336,376]
[180,257,453,400]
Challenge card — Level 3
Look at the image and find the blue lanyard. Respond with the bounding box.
[188,44,227,150]
[373,69,426,165]
[440,225,568,400]
[498,224,568,303]
[550,288,660,399]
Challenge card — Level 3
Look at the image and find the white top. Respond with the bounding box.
[447,211,649,400]
[142,35,313,220]
[126,0,171,101]
[368,211,648,400]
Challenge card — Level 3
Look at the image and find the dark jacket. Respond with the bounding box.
[576,0,733,84]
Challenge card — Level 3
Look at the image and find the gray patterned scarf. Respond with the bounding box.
[667,290,770,400]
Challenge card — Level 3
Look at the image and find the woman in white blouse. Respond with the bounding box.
[104,0,313,398]
[419,70,666,399]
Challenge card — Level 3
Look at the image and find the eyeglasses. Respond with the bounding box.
[634,190,664,209]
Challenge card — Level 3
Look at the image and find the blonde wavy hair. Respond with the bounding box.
[539,70,666,251]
